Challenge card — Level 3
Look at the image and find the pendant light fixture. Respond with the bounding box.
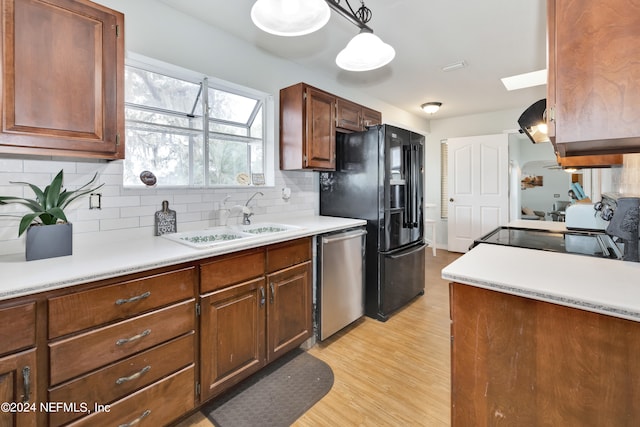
[328,0,395,72]
[335,28,395,72]
[251,0,395,71]
[251,0,331,37]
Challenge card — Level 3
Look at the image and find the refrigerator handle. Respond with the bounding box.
[403,146,412,228]
[412,145,419,227]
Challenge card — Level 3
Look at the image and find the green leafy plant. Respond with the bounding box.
[0,170,103,236]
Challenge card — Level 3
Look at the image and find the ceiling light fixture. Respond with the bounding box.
[328,0,395,72]
[250,0,331,37]
[421,102,442,114]
[250,0,394,71]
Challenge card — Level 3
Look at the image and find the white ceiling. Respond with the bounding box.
[158,0,547,120]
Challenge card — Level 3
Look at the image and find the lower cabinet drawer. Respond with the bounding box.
[48,333,194,426]
[266,238,311,273]
[65,365,195,427]
[0,302,36,356]
[49,300,195,386]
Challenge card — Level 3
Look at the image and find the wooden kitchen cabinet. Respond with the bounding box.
[362,106,382,128]
[0,0,124,159]
[336,98,382,132]
[0,236,314,426]
[200,238,312,401]
[47,265,197,426]
[266,238,312,362]
[0,349,37,427]
[450,282,640,426]
[0,302,38,427]
[547,0,640,160]
[336,98,362,132]
[280,82,381,170]
[280,83,336,170]
[200,277,266,401]
[266,262,312,362]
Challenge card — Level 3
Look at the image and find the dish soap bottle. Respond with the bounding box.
[155,200,177,236]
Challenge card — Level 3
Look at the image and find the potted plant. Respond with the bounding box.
[0,170,103,261]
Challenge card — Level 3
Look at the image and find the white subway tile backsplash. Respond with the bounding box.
[105,196,142,208]
[100,217,140,231]
[0,159,23,172]
[0,158,320,255]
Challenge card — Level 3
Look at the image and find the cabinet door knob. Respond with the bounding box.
[449,198,454,202]
[260,287,266,307]
[269,283,275,304]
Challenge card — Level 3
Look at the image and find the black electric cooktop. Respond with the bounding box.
[472,227,622,259]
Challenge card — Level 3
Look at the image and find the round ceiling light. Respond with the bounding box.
[421,102,442,114]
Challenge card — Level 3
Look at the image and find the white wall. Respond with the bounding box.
[0,0,430,256]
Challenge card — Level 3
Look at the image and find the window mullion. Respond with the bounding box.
[202,77,210,187]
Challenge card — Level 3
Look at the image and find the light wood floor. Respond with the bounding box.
[177,250,461,427]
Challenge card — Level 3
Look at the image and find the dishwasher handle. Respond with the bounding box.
[322,229,367,245]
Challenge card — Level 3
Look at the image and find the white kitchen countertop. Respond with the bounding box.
[442,233,640,322]
[0,215,366,301]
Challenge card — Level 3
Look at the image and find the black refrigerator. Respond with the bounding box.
[320,124,426,321]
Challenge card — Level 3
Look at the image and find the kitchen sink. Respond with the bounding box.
[161,223,301,249]
[239,223,301,235]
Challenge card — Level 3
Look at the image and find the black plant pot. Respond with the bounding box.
[25,223,73,261]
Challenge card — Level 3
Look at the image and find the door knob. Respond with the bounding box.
[449,198,454,202]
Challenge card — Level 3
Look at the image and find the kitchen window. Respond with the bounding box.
[123,54,274,187]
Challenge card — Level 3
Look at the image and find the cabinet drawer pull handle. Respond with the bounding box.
[115,365,151,385]
[22,366,30,403]
[116,329,151,346]
[269,282,275,304]
[260,286,266,306]
[116,291,151,305]
[118,409,151,427]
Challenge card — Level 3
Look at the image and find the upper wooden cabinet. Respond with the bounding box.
[547,0,640,159]
[362,106,382,128]
[336,98,362,132]
[0,0,124,159]
[280,83,336,170]
[280,82,381,170]
[336,98,382,132]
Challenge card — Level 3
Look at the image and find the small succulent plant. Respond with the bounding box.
[0,170,103,236]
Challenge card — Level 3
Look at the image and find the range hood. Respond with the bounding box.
[518,99,550,144]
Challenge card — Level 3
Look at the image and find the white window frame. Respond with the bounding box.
[123,52,275,188]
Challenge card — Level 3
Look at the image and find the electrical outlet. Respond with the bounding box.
[282,187,291,200]
[89,193,102,209]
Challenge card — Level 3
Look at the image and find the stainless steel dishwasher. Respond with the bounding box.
[317,227,367,340]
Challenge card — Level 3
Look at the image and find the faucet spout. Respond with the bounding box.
[245,191,264,207]
[243,191,264,225]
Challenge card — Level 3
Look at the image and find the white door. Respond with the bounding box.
[447,134,509,253]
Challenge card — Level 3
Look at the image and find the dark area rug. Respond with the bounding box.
[205,348,334,427]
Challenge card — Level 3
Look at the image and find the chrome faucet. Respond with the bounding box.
[243,191,264,225]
